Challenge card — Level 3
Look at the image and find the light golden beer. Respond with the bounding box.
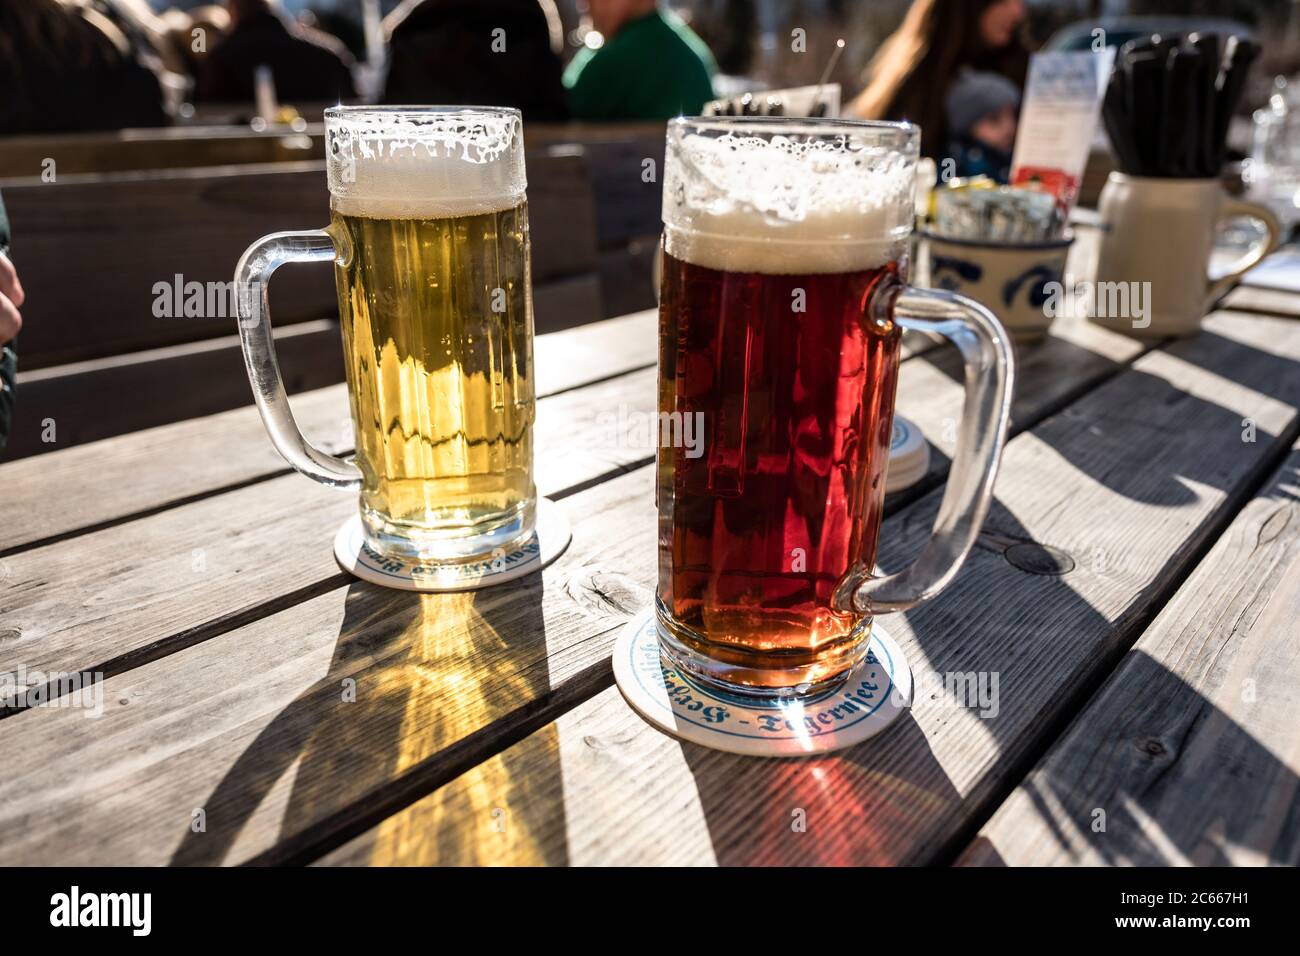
[330,202,535,560]
[233,107,535,566]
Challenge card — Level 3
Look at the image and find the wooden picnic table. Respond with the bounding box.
[2,224,1298,867]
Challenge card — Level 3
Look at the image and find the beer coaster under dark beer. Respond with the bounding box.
[333,497,572,592]
[612,606,914,757]
[885,414,930,493]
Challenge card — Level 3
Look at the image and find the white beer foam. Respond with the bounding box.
[327,109,525,220]
[663,130,916,274]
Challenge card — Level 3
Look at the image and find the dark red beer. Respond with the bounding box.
[656,250,902,689]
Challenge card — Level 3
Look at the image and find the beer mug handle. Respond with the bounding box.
[1204,198,1282,310]
[234,230,362,489]
[842,285,1014,615]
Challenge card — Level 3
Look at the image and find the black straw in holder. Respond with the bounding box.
[1103,31,1260,178]
[1102,66,1142,174]
[1160,45,1199,177]
[1189,32,1220,175]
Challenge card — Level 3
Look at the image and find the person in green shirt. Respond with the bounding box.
[564,1,717,121]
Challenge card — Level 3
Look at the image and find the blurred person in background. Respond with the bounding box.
[196,0,355,102]
[0,193,22,455]
[382,0,568,121]
[96,0,191,77]
[564,0,716,121]
[159,4,232,81]
[847,0,1028,159]
[0,0,167,133]
[298,6,366,62]
[944,67,1019,182]
[95,0,214,113]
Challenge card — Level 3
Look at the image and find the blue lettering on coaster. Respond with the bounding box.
[625,611,899,742]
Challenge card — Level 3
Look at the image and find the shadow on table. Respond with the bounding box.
[674,410,1300,865]
[1027,330,1300,507]
[923,327,1300,508]
[170,574,562,866]
[958,648,1300,866]
[674,713,953,865]
[171,319,1300,866]
[913,320,1148,428]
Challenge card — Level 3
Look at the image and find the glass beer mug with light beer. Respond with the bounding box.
[657,117,1014,698]
[234,107,535,563]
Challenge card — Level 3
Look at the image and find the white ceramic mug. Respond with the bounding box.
[1091,173,1282,338]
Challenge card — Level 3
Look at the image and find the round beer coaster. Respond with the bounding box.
[333,497,571,592]
[885,414,930,494]
[612,606,913,757]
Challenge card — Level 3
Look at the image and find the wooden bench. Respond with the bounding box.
[531,124,667,319]
[1,121,669,323]
[0,125,325,178]
[0,149,601,458]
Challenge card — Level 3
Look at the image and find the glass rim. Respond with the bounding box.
[324,105,522,123]
[669,115,918,142]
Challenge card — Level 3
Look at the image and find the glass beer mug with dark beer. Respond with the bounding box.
[234,107,535,563]
[657,117,1013,698]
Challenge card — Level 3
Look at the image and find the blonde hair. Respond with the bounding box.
[847,0,1027,158]
[847,0,936,120]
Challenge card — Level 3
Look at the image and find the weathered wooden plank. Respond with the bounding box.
[0,120,664,181]
[0,467,657,866]
[1220,283,1300,319]
[3,274,604,461]
[579,137,666,247]
[5,320,345,460]
[1219,245,1300,316]
[597,241,659,320]
[531,273,604,335]
[0,303,1135,685]
[319,309,1300,865]
[0,126,325,177]
[0,306,1154,864]
[0,306,928,557]
[0,364,660,688]
[889,311,1149,508]
[4,162,336,369]
[0,309,657,553]
[959,439,1300,866]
